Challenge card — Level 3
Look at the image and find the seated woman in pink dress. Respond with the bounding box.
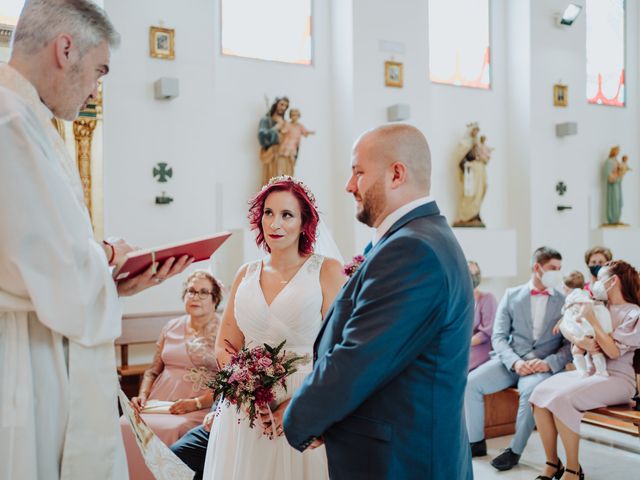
[120,270,222,480]
[468,261,497,371]
[530,260,640,480]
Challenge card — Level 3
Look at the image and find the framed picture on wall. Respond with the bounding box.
[385,61,403,88]
[553,84,568,107]
[149,26,175,60]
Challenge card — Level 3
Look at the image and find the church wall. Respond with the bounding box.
[101,0,640,323]
[103,0,335,314]
[527,0,639,278]
[346,0,513,299]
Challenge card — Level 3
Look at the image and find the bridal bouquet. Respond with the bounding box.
[210,340,308,428]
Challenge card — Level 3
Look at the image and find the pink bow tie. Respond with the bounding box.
[531,289,550,296]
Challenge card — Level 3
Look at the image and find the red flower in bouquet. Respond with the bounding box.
[342,254,365,278]
[210,340,309,428]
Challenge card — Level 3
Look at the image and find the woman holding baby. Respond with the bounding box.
[530,260,640,480]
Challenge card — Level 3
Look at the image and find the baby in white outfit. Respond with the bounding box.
[559,288,612,377]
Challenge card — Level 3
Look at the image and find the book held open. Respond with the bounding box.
[113,231,232,280]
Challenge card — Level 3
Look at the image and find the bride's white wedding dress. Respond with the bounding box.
[203,254,329,480]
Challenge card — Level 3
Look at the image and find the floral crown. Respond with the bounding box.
[264,175,318,208]
[466,121,479,130]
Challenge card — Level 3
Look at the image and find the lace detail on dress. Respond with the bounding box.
[245,260,262,278]
[182,366,216,393]
[306,254,324,273]
[185,315,219,371]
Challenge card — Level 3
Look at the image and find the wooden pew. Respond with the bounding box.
[582,350,640,437]
[484,388,519,439]
[115,311,182,398]
[484,352,640,439]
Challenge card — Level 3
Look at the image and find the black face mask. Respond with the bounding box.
[471,273,481,289]
[589,265,602,278]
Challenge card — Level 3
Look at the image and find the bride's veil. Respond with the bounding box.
[314,216,344,264]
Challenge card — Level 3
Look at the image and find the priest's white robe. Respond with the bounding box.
[0,65,128,479]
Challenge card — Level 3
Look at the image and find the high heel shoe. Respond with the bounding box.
[534,459,565,480]
[565,465,584,479]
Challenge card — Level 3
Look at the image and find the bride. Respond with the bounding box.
[202,176,344,479]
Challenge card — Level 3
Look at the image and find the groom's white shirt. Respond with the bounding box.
[372,196,433,246]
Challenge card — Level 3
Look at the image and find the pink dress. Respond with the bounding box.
[120,315,218,480]
[530,303,640,433]
[469,292,497,371]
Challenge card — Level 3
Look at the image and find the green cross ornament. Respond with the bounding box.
[153,162,173,183]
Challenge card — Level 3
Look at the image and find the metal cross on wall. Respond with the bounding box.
[153,162,173,183]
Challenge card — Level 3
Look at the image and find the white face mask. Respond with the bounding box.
[538,268,563,290]
[591,277,614,301]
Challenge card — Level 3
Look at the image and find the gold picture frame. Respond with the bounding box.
[553,84,568,107]
[385,61,403,88]
[149,26,175,60]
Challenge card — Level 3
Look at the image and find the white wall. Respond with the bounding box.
[103,0,334,313]
[101,0,640,315]
[526,0,638,280]
[349,0,433,252]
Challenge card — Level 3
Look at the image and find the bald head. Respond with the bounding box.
[355,124,431,194]
[347,124,432,227]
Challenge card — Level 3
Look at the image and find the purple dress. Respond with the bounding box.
[469,292,497,371]
[530,303,640,433]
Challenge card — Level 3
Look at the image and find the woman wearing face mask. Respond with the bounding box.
[583,246,613,293]
[467,261,497,371]
[530,260,640,480]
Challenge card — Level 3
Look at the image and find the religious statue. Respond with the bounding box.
[603,145,630,225]
[453,122,492,227]
[258,96,291,186]
[279,108,315,165]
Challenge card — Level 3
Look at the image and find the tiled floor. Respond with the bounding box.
[472,425,640,479]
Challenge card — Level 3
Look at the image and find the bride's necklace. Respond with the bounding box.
[268,260,303,285]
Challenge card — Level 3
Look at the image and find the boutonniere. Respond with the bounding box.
[342,255,365,278]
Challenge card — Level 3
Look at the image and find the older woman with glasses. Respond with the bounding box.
[120,270,222,480]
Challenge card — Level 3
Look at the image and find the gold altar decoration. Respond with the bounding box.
[73,117,97,217]
[72,82,103,230]
[0,23,13,46]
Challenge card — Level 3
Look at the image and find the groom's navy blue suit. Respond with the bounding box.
[284,201,474,479]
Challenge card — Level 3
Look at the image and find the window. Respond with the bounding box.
[428,0,491,89]
[0,0,24,25]
[221,0,312,65]
[586,0,625,107]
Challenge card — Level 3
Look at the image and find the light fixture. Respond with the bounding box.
[556,3,583,27]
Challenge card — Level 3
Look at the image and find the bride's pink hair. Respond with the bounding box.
[248,180,319,255]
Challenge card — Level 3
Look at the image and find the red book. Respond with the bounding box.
[113,231,232,280]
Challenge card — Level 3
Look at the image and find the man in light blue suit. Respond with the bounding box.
[465,247,571,471]
[283,124,474,479]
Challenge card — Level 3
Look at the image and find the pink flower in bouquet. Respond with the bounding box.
[257,356,273,369]
[229,369,250,384]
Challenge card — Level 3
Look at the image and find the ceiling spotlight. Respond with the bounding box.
[556,3,583,27]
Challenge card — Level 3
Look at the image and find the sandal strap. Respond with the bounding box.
[545,460,562,469]
[565,467,581,476]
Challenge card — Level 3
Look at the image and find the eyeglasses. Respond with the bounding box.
[185,288,213,300]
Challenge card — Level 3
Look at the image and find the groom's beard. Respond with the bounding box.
[356,177,386,227]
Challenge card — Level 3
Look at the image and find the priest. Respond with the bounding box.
[0,1,190,479]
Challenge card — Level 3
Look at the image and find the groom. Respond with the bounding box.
[284,124,474,479]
